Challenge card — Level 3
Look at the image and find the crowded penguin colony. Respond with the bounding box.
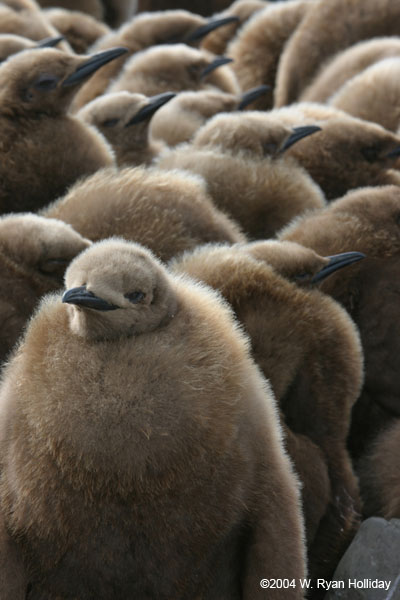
[0,0,398,598]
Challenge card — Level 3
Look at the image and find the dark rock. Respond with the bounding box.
[324,518,400,599]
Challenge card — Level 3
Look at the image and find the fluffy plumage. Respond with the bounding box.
[44,167,245,261]
[171,240,363,586]
[0,238,306,598]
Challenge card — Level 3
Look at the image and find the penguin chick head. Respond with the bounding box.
[245,240,365,286]
[78,90,175,147]
[63,238,178,341]
[118,9,238,49]
[117,44,236,94]
[0,213,91,283]
[0,46,127,116]
[193,111,321,158]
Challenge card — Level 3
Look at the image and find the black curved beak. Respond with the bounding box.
[280,125,322,153]
[311,252,366,284]
[62,286,119,311]
[126,92,176,126]
[36,36,65,48]
[386,146,400,159]
[185,16,239,43]
[201,56,233,79]
[238,85,271,110]
[62,47,128,87]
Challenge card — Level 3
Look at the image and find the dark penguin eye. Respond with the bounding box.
[102,118,119,127]
[33,74,60,91]
[361,146,379,163]
[125,291,145,304]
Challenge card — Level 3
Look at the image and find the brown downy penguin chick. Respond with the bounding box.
[37,0,104,21]
[0,0,71,52]
[0,213,90,364]
[72,10,240,110]
[44,167,245,261]
[201,0,267,55]
[300,37,400,104]
[329,58,400,132]
[38,0,136,28]
[0,32,64,62]
[280,185,400,460]
[44,8,110,54]
[281,114,400,200]
[149,85,270,147]
[77,91,176,166]
[0,46,130,214]
[228,0,312,111]
[0,238,306,599]
[171,240,364,587]
[157,112,325,239]
[275,0,400,107]
[358,418,400,519]
[107,44,239,97]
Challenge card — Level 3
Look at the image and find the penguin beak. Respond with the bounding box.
[36,36,65,48]
[385,146,400,159]
[280,125,322,153]
[201,56,233,79]
[125,92,176,126]
[185,16,240,43]
[311,252,366,284]
[62,47,128,87]
[238,85,271,110]
[62,286,119,311]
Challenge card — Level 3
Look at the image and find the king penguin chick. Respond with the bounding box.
[228,0,312,111]
[44,7,110,54]
[0,0,71,52]
[280,185,400,460]
[300,37,400,104]
[0,32,64,63]
[107,44,239,97]
[0,238,306,599]
[358,418,400,519]
[77,91,176,166]
[156,111,325,239]
[72,9,239,110]
[44,167,245,261]
[171,240,364,588]
[37,0,104,21]
[329,58,400,132]
[275,0,400,107]
[280,114,400,200]
[201,0,267,55]
[0,213,90,364]
[149,85,270,147]
[0,46,129,214]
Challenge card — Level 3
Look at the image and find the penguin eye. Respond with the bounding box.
[125,291,145,304]
[361,146,380,163]
[102,118,119,128]
[38,258,69,280]
[33,74,60,91]
[263,142,278,156]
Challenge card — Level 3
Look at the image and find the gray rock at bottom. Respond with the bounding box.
[324,517,400,600]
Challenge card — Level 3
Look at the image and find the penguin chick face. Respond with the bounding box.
[111,44,236,96]
[118,10,206,49]
[0,46,127,116]
[78,91,174,149]
[0,213,91,283]
[63,239,178,341]
[0,33,36,63]
[286,117,400,198]
[245,240,330,285]
[193,111,320,158]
